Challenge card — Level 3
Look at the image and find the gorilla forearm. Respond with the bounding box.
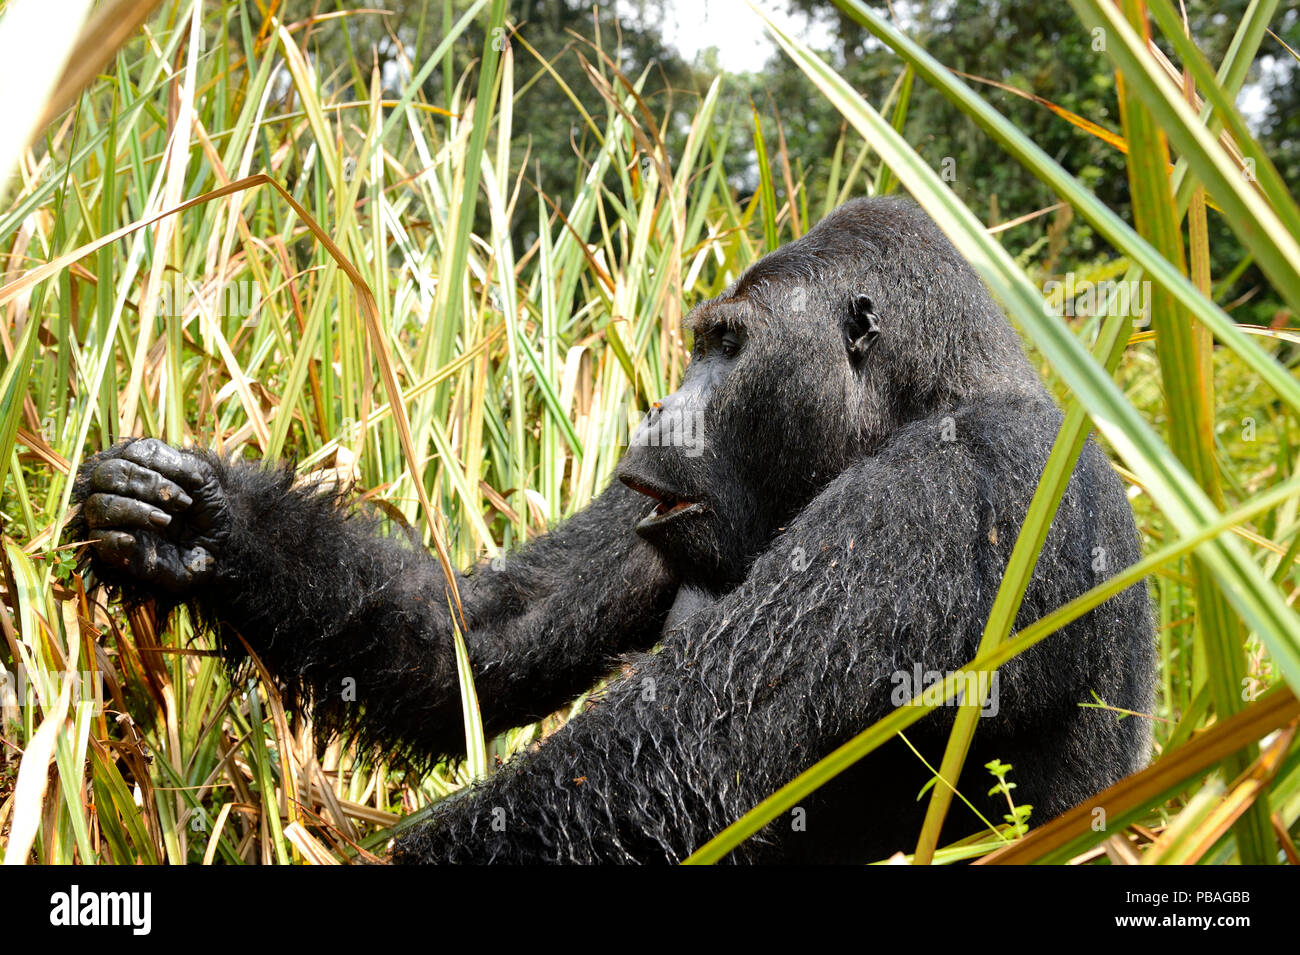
[218,472,676,763]
[394,400,1152,863]
[187,457,462,759]
[72,442,678,764]
[448,480,680,741]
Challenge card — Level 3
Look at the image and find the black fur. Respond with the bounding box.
[70,197,1155,863]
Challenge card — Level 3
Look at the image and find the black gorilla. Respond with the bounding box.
[71,197,1155,863]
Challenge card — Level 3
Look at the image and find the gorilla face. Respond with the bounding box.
[617,259,885,590]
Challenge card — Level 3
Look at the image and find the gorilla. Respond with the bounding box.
[70,197,1155,863]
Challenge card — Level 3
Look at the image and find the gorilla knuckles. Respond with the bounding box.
[70,197,1155,864]
[74,438,230,597]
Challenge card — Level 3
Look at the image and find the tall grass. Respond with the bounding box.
[1,0,1299,864]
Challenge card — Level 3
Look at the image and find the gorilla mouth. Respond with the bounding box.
[621,478,705,530]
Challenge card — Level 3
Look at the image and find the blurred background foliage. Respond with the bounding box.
[308,0,1299,322]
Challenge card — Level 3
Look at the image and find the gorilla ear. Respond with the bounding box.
[845,294,881,363]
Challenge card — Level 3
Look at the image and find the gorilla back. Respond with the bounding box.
[73,196,1155,863]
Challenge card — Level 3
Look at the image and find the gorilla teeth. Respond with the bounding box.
[654,495,702,517]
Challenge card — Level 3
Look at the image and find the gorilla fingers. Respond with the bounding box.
[78,438,231,595]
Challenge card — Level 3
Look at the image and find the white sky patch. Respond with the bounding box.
[617,0,836,73]
[1238,81,1269,133]
[1239,53,1294,135]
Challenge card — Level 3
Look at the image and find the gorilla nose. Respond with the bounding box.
[628,393,706,458]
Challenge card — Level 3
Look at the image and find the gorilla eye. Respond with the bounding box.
[719,331,743,358]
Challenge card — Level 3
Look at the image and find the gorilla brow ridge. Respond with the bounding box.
[685,301,748,336]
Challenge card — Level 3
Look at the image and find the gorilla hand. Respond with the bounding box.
[78,438,232,596]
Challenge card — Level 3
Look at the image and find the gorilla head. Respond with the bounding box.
[617,196,1043,590]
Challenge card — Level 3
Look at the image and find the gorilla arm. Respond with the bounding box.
[70,439,679,765]
[391,409,1024,863]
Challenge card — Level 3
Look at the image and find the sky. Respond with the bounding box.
[617,0,837,73]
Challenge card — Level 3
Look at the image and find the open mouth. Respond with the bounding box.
[621,478,705,530]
